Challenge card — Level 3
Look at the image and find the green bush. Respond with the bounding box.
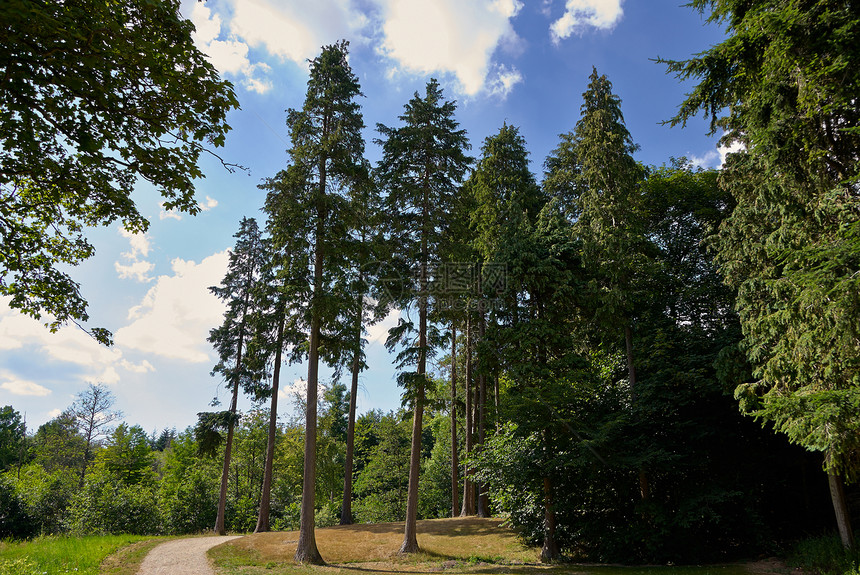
[788,535,860,575]
[159,467,217,534]
[70,476,160,534]
[0,475,35,539]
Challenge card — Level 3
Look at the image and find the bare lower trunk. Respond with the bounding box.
[255,309,285,533]
[460,314,475,516]
[476,309,489,518]
[400,382,424,553]
[450,322,459,518]
[401,222,429,554]
[295,210,325,565]
[540,476,560,562]
[827,456,855,549]
[341,333,361,525]
[215,376,239,535]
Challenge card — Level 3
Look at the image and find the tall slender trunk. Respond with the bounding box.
[827,453,855,549]
[341,283,364,525]
[215,377,239,534]
[540,475,560,562]
[460,314,475,516]
[450,322,459,518]
[215,306,248,535]
[255,303,286,533]
[494,374,500,431]
[476,307,489,518]
[295,170,327,565]
[400,197,429,554]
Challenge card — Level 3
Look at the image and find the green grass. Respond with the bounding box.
[208,518,764,575]
[0,534,160,575]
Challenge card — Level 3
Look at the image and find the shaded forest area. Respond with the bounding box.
[2,0,859,567]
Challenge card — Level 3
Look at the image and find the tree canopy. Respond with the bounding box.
[0,0,238,344]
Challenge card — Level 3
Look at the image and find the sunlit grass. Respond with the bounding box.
[209,517,767,575]
[0,534,161,575]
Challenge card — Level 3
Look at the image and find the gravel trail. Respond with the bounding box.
[136,535,243,575]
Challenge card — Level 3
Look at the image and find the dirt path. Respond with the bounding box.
[136,535,243,575]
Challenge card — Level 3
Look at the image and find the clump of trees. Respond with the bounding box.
[2,0,858,564]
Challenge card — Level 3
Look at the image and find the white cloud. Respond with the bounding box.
[719,139,745,165]
[114,251,229,363]
[115,227,154,283]
[374,0,524,97]
[550,0,624,42]
[487,64,524,99]
[366,308,401,344]
[119,228,151,258]
[228,0,368,64]
[0,299,124,379]
[279,378,308,400]
[0,374,51,397]
[115,260,156,283]
[688,138,746,170]
[159,202,183,221]
[688,149,720,170]
[182,0,366,94]
[199,196,219,212]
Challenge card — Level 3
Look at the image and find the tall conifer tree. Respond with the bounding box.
[663,0,860,548]
[376,79,472,553]
[205,216,266,536]
[260,40,367,564]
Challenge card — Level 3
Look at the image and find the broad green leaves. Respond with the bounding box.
[0,0,238,341]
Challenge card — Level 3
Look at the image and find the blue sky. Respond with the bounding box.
[0,0,730,434]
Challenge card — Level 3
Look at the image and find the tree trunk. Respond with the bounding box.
[255,305,285,533]
[460,314,475,516]
[401,260,428,553]
[295,198,326,565]
[476,308,489,518]
[341,286,364,525]
[540,475,560,562]
[827,455,855,549]
[494,374,500,431]
[626,324,650,501]
[215,376,239,535]
[450,322,459,518]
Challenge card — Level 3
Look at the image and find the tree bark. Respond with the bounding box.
[401,264,428,553]
[341,285,364,525]
[215,306,248,536]
[450,322,459,518]
[255,304,285,533]
[460,314,475,516]
[215,377,239,535]
[476,308,489,518]
[540,475,560,562]
[295,182,326,565]
[827,456,855,549]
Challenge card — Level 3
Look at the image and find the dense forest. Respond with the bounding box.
[2,0,859,567]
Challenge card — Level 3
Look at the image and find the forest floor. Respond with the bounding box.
[198,517,797,575]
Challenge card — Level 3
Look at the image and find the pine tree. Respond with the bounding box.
[260,40,367,564]
[205,216,266,536]
[376,79,472,553]
[663,0,860,548]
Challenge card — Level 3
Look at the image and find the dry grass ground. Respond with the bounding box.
[208,517,774,575]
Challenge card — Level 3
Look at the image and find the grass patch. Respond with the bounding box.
[0,534,160,575]
[209,517,768,575]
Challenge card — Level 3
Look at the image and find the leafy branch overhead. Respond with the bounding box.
[0,0,239,344]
